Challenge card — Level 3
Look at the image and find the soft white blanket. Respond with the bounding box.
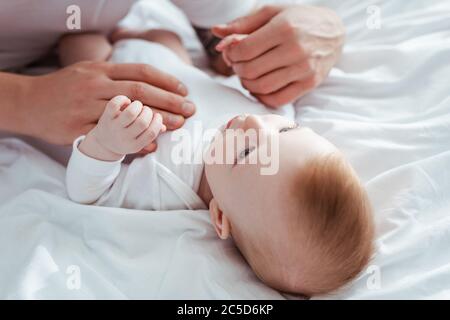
[1,0,449,299]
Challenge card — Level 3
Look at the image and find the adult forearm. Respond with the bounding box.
[59,33,113,66]
[0,72,31,135]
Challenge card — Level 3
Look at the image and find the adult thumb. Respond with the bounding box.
[212,5,281,38]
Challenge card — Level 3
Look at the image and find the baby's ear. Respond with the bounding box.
[209,198,231,240]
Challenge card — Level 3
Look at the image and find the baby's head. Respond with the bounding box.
[205,114,374,296]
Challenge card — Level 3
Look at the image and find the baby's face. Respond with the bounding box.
[205,114,338,231]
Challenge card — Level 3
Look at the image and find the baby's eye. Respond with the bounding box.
[238,146,256,160]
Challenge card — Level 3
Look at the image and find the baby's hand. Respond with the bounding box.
[81,96,166,161]
[215,34,248,67]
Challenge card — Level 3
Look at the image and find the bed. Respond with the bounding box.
[0,0,449,299]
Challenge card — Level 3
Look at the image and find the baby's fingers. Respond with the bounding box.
[103,95,131,119]
[137,113,165,146]
[118,100,143,127]
[128,106,153,137]
[215,34,247,52]
[216,34,248,67]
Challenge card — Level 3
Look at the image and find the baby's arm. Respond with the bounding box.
[66,95,166,204]
[59,33,113,66]
[111,28,192,65]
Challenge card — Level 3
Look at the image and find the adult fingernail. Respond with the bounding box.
[182,101,195,116]
[148,143,157,152]
[168,115,184,127]
[215,24,228,30]
[177,83,188,96]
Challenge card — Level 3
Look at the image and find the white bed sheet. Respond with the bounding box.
[1,0,450,299]
[295,0,450,299]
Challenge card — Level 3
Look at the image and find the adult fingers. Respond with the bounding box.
[255,76,317,108]
[107,63,188,96]
[212,5,281,38]
[241,61,314,95]
[110,81,195,117]
[232,43,307,80]
[118,100,143,127]
[137,142,158,154]
[225,19,287,63]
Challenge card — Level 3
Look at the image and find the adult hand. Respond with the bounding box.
[213,5,345,108]
[20,61,194,146]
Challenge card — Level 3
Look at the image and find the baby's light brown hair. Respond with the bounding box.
[291,153,374,295]
[234,153,374,296]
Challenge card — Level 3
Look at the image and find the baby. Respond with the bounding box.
[64,30,374,296]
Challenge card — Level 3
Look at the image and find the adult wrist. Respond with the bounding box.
[0,72,34,136]
[17,75,39,136]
